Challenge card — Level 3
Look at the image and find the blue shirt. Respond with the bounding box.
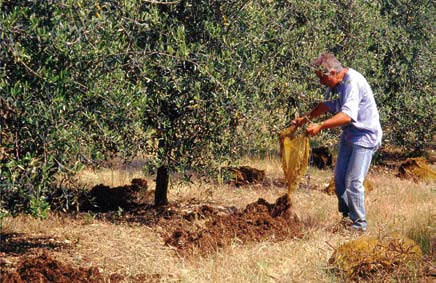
[324,68,382,148]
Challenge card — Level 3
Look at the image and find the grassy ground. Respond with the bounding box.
[2,157,435,282]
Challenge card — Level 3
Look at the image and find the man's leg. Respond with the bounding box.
[334,138,352,218]
[345,144,375,231]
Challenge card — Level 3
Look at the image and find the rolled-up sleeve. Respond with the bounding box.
[340,83,360,122]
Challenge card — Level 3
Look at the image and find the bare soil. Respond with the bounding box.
[1,252,104,283]
[164,194,302,256]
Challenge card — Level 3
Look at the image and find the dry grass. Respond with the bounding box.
[2,157,435,283]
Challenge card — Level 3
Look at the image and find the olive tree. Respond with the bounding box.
[1,0,243,211]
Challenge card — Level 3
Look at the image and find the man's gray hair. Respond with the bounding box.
[312,53,343,73]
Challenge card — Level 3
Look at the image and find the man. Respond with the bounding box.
[293,53,382,232]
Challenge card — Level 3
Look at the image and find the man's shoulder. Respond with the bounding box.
[343,68,368,88]
[346,68,361,78]
[346,68,367,81]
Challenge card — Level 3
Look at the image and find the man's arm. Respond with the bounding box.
[306,111,352,136]
[292,103,329,127]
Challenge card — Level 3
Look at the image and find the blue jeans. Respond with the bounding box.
[334,137,376,230]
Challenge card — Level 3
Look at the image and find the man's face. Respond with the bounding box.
[315,69,339,88]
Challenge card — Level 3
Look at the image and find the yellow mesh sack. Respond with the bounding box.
[279,125,310,196]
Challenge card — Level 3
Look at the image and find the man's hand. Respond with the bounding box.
[306,123,323,136]
[291,117,307,128]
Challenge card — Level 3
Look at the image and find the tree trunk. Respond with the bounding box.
[155,164,169,207]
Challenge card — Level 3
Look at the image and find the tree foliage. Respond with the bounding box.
[1,0,434,215]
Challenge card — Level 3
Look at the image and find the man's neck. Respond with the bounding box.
[338,68,348,81]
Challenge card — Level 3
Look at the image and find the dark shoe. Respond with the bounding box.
[350,225,366,234]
